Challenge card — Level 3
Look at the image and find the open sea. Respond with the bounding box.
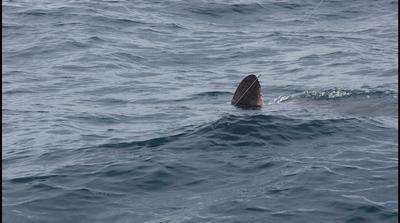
[2,0,398,222]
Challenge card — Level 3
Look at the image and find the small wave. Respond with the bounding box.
[186,2,266,17]
[186,1,305,18]
[2,23,30,30]
[272,2,304,10]
[158,22,186,30]
[164,91,232,103]
[66,113,135,125]
[10,174,68,184]
[3,88,36,95]
[110,52,146,62]
[86,15,148,27]
[329,199,397,221]
[272,88,397,103]
[20,9,49,16]
[94,98,130,105]
[96,114,377,152]
[87,36,107,42]
[191,91,232,98]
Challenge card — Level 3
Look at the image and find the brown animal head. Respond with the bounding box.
[231,74,264,108]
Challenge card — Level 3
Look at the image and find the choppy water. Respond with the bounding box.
[2,0,398,222]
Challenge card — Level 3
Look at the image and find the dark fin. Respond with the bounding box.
[231,74,264,108]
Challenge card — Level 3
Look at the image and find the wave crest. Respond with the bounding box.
[97,114,380,151]
[273,88,397,103]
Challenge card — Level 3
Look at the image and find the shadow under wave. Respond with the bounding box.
[98,114,387,151]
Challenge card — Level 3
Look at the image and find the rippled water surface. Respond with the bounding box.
[2,0,398,222]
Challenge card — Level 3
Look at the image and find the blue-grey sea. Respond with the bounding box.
[2,0,398,222]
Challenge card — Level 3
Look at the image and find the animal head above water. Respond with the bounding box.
[231,74,264,108]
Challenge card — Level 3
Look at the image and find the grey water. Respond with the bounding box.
[2,0,398,222]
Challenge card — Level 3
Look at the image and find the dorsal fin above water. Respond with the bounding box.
[231,74,264,108]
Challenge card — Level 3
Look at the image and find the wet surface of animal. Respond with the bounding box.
[232,74,264,108]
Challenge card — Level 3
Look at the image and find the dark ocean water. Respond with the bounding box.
[2,0,398,222]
